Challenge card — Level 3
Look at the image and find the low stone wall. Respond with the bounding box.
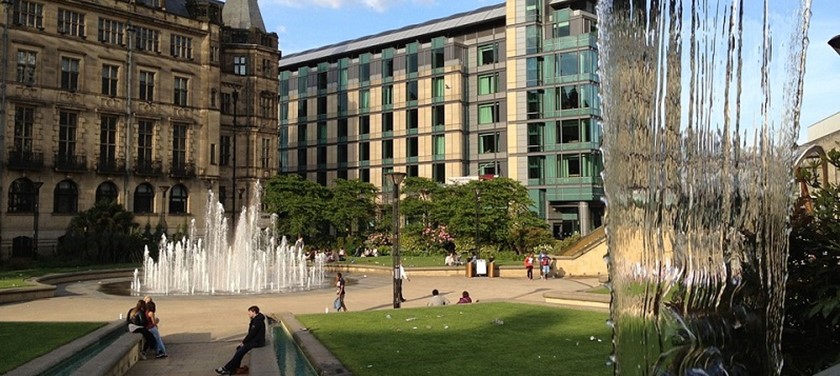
[0,269,134,305]
[71,329,143,376]
[542,291,610,311]
[278,312,351,376]
[249,316,281,376]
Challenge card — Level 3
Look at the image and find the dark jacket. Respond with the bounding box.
[242,313,266,347]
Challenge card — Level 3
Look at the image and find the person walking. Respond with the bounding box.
[397,261,410,302]
[215,306,266,375]
[524,252,535,280]
[539,252,551,280]
[335,272,348,312]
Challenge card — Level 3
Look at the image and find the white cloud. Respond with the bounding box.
[274,24,287,34]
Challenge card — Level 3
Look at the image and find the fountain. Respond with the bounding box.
[597,0,810,375]
[131,184,326,295]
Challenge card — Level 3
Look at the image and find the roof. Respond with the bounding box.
[222,0,267,32]
[279,2,505,68]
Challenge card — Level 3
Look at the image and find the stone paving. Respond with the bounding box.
[0,271,602,376]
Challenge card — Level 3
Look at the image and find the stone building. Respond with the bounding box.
[0,0,279,260]
[278,0,603,238]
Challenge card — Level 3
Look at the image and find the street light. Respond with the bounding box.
[387,171,407,309]
[32,182,44,257]
[474,186,481,257]
[830,35,840,56]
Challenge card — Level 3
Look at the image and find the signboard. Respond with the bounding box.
[475,259,487,275]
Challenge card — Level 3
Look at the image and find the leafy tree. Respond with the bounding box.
[60,201,143,263]
[327,179,378,239]
[784,150,840,375]
[263,174,331,244]
[400,177,443,234]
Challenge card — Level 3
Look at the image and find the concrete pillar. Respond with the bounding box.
[578,201,590,236]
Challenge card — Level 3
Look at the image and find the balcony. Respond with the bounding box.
[96,158,126,175]
[55,153,88,172]
[8,149,44,171]
[134,159,164,177]
[170,160,196,178]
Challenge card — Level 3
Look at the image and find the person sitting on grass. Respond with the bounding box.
[457,291,473,304]
[427,289,450,306]
[215,305,266,375]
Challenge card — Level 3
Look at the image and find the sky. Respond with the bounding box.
[256,0,840,144]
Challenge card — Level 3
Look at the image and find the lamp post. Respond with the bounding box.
[387,171,407,309]
[829,35,840,56]
[32,182,43,257]
[0,0,13,260]
[474,186,481,257]
[159,185,169,231]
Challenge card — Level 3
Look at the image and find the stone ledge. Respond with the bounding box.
[249,317,281,376]
[71,329,142,376]
[542,291,610,310]
[278,312,352,376]
[0,269,135,305]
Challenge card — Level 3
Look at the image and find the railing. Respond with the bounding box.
[134,159,164,176]
[8,149,44,171]
[96,158,126,175]
[169,160,196,178]
[54,153,87,172]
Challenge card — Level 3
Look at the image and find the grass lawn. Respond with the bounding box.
[0,322,105,374]
[0,264,138,290]
[340,255,522,268]
[297,302,612,376]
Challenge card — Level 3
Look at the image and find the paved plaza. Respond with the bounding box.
[0,272,601,375]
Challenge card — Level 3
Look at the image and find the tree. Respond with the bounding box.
[327,179,378,239]
[784,150,840,375]
[400,177,443,234]
[61,201,143,263]
[263,174,331,244]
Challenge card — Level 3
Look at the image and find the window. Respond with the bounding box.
[433,163,445,183]
[60,57,80,91]
[211,45,220,63]
[432,77,445,98]
[14,1,43,29]
[8,178,36,213]
[16,50,36,85]
[558,86,579,110]
[406,80,418,101]
[135,26,160,52]
[133,183,154,214]
[170,34,193,59]
[169,184,188,214]
[338,92,348,113]
[558,51,579,76]
[220,135,231,166]
[560,119,581,143]
[359,115,370,135]
[173,77,188,107]
[526,25,542,54]
[297,99,307,119]
[432,135,445,156]
[297,148,307,169]
[406,109,418,130]
[382,58,394,79]
[478,73,498,95]
[137,119,154,165]
[262,59,272,77]
[527,90,543,119]
[97,18,125,45]
[528,156,544,179]
[478,43,498,65]
[382,112,393,132]
[360,62,370,83]
[317,121,327,142]
[432,105,444,127]
[172,123,187,168]
[58,8,85,36]
[432,47,444,69]
[58,111,78,159]
[234,56,247,75]
[528,123,543,152]
[101,64,119,96]
[260,94,275,118]
[99,115,117,167]
[359,89,370,110]
[479,132,499,154]
[298,124,307,143]
[407,137,418,157]
[553,21,570,38]
[338,118,348,138]
[360,168,370,182]
[526,0,542,21]
[95,182,118,204]
[382,85,393,105]
[338,144,348,164]
[338,67,348,90]
[53,180,78,214]
[359,142,370,161]
[261,138,271,168]
[477,102,500,124]
[407,53,418,74]
[526,57,543,87]
[139,71,155,101]
[14,106,34,152]
[561,154,582,177]
[317,71,327,90]
[382,139,393,159]
[317,96,327,116]
[480,161,500,176]
[317,146,327,165]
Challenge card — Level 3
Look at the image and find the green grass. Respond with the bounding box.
[340,255,521,268]
[0,322,105,374]
[297,302,612,376]
[0,264,138,290]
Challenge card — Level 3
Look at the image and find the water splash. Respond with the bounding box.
[131,183,326,295]
[597,0,810,374]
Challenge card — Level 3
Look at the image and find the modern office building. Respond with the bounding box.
[278,0,603,238]
[0,0,279,260]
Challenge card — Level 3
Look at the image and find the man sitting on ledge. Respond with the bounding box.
[215,305,265,375]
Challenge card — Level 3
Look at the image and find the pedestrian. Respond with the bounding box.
[398,261,409,302]
[335,272,348,312]
[143,296,168,358]
[427,289,450,306]
[524,252,535,280]
[126,299,156,360]
[539,252,551,280]
[215,305,266,375]
[457,291,472,304]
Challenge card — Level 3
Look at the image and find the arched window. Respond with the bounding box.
[54,180,78,213]
[95,181,119,204]
[169,184,188,214]
[8,178,35,213]
[134,183,154,213]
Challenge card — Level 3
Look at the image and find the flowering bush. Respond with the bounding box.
[364,232,391,248]
[422,225,454,246]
